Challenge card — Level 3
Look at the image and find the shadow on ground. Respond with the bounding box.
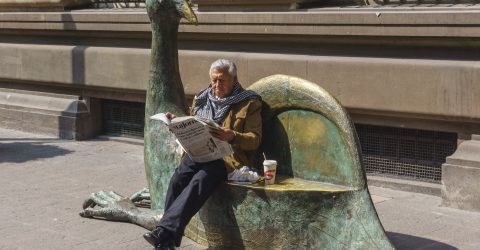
[388,232,458,250]
[0,138,61,141]
[0,141,73,163]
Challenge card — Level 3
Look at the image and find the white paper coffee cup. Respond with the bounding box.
[263,160,277,185]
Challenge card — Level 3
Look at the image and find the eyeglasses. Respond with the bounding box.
[211,78,227,85]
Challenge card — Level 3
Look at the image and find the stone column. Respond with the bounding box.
[442,135,480,212]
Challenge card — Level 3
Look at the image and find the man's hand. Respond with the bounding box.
[210,127,235,142]
[165,112,176,120]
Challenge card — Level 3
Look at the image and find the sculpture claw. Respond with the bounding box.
[80,191,138,223]
[130,187,151,203]
[82,190,123,209]
[80,188,160,229]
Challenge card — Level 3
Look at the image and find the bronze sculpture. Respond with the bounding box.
[185,75,395,249]
[80,0,197,229]
[80,0,394,249]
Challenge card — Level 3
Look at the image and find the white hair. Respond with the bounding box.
[209,59,237,78]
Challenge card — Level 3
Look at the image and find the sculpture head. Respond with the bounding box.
[146,0,198,25]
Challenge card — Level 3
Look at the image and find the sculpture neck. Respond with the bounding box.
[146,17,187,117]
[143,13,188,210]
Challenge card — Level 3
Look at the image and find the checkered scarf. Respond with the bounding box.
[194,83,260,124]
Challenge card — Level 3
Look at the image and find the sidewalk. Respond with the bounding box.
[1,128,480,250]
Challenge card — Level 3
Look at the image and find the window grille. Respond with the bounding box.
[103,99,145,138]
[355,124,457,183]
[101,99,458,183]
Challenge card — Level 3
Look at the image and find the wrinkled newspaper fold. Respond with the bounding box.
[150,113,233,163]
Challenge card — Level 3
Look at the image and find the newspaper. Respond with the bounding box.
[150,113,233,163]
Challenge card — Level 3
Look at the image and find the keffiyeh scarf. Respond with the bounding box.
[194,83,260,124]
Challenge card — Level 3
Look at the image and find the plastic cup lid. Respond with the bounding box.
[263,160,277,166]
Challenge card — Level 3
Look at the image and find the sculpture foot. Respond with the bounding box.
[80,189,161,230]
[79,190,138,222]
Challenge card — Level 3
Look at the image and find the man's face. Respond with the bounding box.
[210,68,235,99]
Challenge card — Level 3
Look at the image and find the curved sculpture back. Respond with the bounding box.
[185,75,394,249]
[252,74,365,189]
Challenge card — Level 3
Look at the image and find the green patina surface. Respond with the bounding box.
[143,0,195,210]
[81,1,393,248]
[252,75,366,189]
[229,176,355,192]
[187,184,392,249]
[79,0,197,229]
[184,75,394,249]
[263,110,357,187]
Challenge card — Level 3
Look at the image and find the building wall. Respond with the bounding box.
[1,5,480,208]
[0,9,479,138]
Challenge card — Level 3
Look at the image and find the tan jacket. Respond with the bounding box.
[190,97,262,173]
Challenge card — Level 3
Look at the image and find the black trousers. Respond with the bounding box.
[155,154,227,246]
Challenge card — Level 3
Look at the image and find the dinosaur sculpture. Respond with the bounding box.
[79,0,197,229]
[80,0,394,249]
[184,75,394,249]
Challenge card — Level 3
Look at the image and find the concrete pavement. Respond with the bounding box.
[0,128,201,250]
[1,127,480,250]
[371,186,480,250]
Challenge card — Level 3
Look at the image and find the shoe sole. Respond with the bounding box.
[143,233,159,247]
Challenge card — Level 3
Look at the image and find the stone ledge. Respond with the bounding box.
[96,135,144,146]
[0,0,91,11]
[445,139,480,168]
[0,10,480,38]
[367,175,441,196]
[0,88,88,116]
[0,44,479,123]
[192,0,301,11]
[0,88,94,139]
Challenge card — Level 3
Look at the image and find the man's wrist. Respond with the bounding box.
[228,131,237,143]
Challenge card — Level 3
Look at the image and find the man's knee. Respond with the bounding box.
[170,170,190,187]
[170,159,196,183]
[192,168,225,188]
[202,160,227,179]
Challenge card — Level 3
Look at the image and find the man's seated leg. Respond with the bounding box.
[164,155,199,211]
[159,158,227,247]
[145,155,198,248]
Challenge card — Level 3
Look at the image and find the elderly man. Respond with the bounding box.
[143,59,262,250]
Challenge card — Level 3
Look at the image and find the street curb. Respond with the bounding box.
[367,175,441,196]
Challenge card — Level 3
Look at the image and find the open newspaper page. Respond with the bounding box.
[150,113,233,163]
